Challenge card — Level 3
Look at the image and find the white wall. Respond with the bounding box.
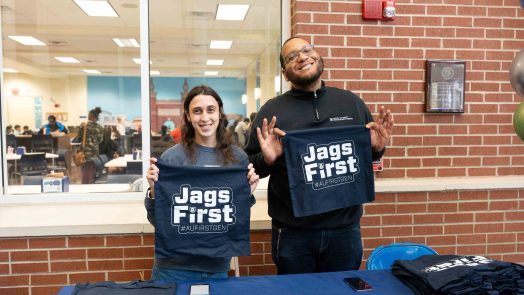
[3,73,87,130]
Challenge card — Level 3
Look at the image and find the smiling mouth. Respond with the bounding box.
[298,63,313,71]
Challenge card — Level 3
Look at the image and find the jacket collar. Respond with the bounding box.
[288,80,327,99]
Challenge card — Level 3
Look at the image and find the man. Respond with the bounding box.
[245,37,393,274]
[163,117,175,131]
[22,125,33,135]
[42,115,68,134]
[234,117,250,147]
[13,125,22,135]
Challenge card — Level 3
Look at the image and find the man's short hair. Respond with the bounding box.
[48,115,56,122]
[279,36,303,69]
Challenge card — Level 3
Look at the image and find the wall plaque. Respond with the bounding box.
[426,60,465,113]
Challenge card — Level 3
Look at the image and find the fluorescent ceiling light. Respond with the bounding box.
[8,36,46,46]
[204,71,218,76]
[150,70,160,75]
[83,69,100,74]
[113,38,139,47]
[206,59,224,66]
[216,4,250,20]
[55,57,80,63]
[3,68,19,73]
[133,58,152,64]
[74,0,118,17]
[210,40,233,49]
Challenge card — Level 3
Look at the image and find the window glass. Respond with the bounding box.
[149,0,281,156]
[1,0,142,194]
[0,0,281,196]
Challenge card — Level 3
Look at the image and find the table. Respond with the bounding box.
[105,154,139,168]
[6,152,59,161]
[57,269,414,295]
[6,152,60,174]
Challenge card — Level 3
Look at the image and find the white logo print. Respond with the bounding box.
[301,140,360,190]
[171,185,236,234]
[423,256,493,273]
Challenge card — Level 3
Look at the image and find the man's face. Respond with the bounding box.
[48,119,56,126]
[281,38,324,88]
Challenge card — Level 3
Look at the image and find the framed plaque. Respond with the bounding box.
[426,60,465,113]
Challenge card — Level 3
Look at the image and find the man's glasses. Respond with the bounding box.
[284,44,315,65]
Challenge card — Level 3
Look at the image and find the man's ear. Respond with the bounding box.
[282,69,289,82]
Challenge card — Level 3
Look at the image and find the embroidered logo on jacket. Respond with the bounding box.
[301,140,360,190]
[171,185,236,234]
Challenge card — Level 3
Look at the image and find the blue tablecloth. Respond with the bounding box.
[58,269,414,295]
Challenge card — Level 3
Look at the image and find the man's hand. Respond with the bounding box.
[256,116,286,165]
[366,106,393,152]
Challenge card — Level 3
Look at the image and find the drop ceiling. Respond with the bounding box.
[0,0,281,78]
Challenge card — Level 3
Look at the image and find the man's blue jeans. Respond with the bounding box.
[152,264,228,283]
[271,223,363,274]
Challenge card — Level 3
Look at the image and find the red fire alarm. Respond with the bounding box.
[362,0,395,21]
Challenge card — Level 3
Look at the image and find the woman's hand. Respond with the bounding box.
[147,157,159,194]
[247,163,259,194]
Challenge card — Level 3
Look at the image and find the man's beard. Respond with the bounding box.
[286,56,324,88]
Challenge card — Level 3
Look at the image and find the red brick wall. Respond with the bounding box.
[1,189,523,293]
[0,232,274,294]
[291,0,524,178]
[2,1,524,293]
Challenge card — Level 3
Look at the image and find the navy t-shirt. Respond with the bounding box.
[154,160,251,258]
[283,125,374,217]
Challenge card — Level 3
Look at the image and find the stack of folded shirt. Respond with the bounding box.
[391,254,524,295]
[72,280,177,295]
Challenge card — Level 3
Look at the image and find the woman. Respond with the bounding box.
[100,126,123,159]
[76,107,105,159]
[145,85,259,282]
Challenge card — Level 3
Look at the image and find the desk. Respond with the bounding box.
[105,154,139,168]
[6,153,59,161]
[6,153,60,175]
[105,154,141,174]
[57,269,414,295]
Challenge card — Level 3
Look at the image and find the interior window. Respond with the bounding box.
[1,0,142,194]
[0,0,281,196]
[148,0,282,157]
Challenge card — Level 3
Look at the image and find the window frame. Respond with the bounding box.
[0,0,288,208]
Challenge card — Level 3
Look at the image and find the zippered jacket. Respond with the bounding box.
[245,82,383,229]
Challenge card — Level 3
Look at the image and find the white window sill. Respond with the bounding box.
[0,176,522,237]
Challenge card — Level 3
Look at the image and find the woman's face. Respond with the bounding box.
[186,94,220,147]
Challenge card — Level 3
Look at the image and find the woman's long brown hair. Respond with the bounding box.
[181,85,236,164]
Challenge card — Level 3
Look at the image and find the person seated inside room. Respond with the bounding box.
[40,115,68,135]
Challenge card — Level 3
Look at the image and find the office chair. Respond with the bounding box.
[131,133,142,150]
[103,161,142,184]
[6,134,16,149]
[14,153,49,185]
[366,243,438,270]
[126,161,142,175]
